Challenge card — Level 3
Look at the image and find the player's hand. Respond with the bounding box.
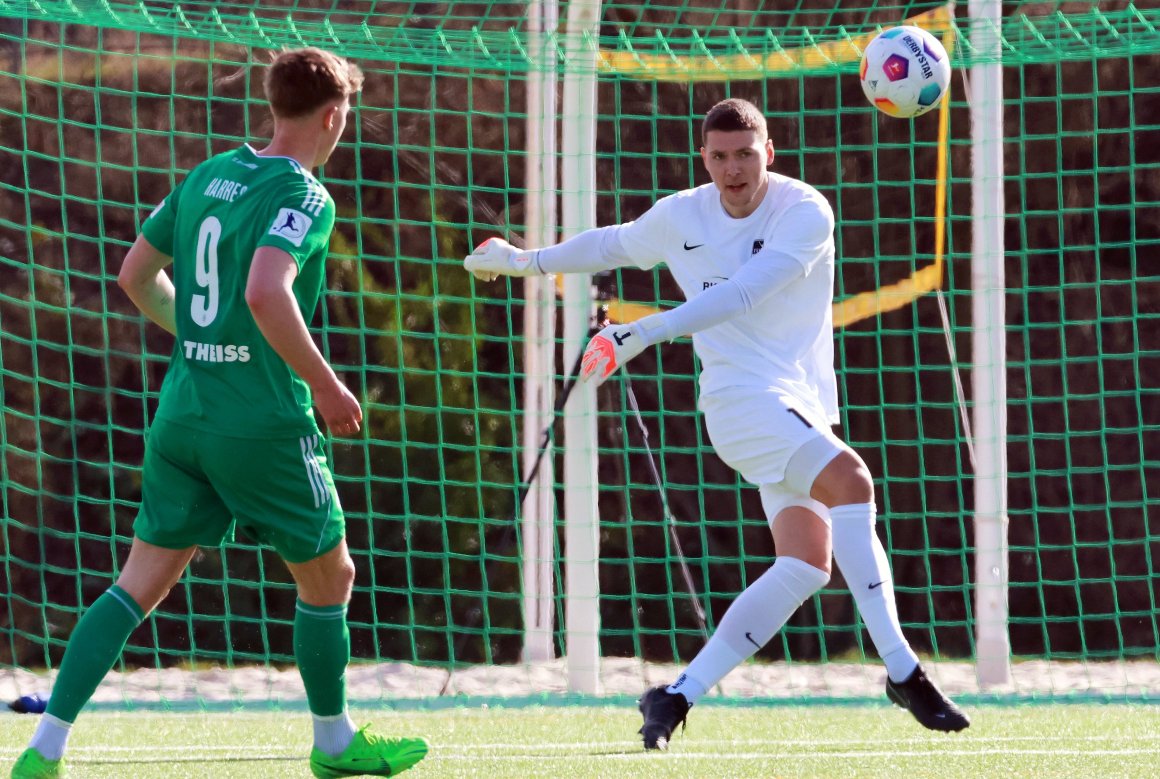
[312,377,363,437]
[464,237,539,281]
[579,322,647,385]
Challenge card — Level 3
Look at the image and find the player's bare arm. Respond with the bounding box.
[245,245,362,436]
[118,234,177,335]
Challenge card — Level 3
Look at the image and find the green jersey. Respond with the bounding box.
[141,144,337,438]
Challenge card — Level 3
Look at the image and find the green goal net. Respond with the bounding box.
[1,0,1157,710]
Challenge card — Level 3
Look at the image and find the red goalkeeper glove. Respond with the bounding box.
[579,322,647,385]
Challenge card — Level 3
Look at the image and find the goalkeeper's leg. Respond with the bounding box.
[15,539,194,777]
[288,542,428,777]
[811,449,969,731]
[642,508,830,749]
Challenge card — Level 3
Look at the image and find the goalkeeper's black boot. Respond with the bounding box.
[886,664,970,732]
[638,685,690,750]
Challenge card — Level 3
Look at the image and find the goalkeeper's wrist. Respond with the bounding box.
[632,314,669,347]
[513,249,544,275]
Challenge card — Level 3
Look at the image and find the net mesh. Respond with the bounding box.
[1,0,1158,708]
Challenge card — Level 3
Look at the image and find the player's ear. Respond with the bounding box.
[699,145,709,170]
[322,102,340,131]
[765,138,775,166]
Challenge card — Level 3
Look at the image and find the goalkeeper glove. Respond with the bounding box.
[464,237,540,281]
[579,322,647,385]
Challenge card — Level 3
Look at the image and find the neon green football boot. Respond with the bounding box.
[309,725,428,778]
[9,748,64,779]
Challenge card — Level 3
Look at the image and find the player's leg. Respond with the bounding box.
[15,540,196,778]
[638,389,833,749]
[284,542,360,761]
[639,500,831,749]
[15,418,226,778]
[805,448,921,680]
[669,503,832,704]
[809,450,969,731]
[286,529,427,779]
[209,432,426,777]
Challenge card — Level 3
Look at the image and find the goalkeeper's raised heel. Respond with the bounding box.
[638,685,690,750]
[309,726,428,778]
[10,748,64,779]
[886,665,970,732]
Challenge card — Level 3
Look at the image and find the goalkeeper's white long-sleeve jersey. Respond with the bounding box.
[536,171,838,424]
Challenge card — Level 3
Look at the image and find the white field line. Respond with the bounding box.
[3,734,1159,760]
[4,731,1158,753]
[427,748,1160,760]
[446,733,1160,749]
[41,748,1160,764]
[0,748,299,757]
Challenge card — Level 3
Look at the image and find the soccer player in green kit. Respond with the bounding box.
[11,48,428,779]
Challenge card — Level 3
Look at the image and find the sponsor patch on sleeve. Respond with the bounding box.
[268,208,313,247]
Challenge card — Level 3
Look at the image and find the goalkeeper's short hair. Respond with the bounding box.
[702,98,768,142]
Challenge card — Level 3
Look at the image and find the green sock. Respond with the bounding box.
[46,585,144,724]
[294,599,350,717]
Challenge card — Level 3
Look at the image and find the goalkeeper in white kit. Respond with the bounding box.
[464,97,969,748]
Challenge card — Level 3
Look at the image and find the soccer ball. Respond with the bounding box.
[859,25,951,118]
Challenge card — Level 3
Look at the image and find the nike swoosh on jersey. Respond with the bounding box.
[683,240,704,250]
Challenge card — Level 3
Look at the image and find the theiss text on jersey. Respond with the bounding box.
[183,341,252,363]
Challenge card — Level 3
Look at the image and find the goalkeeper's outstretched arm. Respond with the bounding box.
[586,196,829,380]
[464,217,811,384]
[578,248,806,384]
[464,227,636,281]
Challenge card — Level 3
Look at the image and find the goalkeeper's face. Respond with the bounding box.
[700,130,775,219]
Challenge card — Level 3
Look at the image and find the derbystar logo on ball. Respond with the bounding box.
[860,25,951,119]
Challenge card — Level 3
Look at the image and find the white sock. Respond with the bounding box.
[312,710,357,757]
[29,713,71,761]
[830,502,920,682]
[667,557,830,705]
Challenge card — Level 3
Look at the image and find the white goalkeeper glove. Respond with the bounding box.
[464,237,540,281]
[579,322,647,385]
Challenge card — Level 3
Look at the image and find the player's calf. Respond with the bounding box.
[638,685,691,750]
[885,664,970,732]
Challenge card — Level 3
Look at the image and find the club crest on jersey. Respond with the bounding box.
[268,208,312,247]
[751,239,765,255]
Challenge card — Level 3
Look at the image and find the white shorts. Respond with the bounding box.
[758,434,847,526]
[700,386,850,526]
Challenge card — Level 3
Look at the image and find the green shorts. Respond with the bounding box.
[133,417,344,563]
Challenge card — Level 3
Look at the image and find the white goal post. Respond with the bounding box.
[969,0,1012,688]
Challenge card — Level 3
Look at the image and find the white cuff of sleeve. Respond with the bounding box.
[512,249,543,275]
[633,312,674,346]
